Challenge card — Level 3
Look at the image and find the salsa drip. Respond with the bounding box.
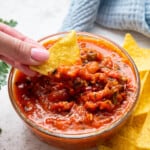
[14,39,136,133]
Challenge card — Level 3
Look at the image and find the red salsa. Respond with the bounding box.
[13,36,137,134]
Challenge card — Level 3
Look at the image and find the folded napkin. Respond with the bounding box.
[61,0,150,37]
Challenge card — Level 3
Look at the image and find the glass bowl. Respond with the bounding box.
[8,32,140,150]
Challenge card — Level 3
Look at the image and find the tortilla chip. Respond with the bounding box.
[123,33,150,71]
[98,145,112,150]
[100,134,137,150]
[123,33,150,116]
[123,33,139,49]
[133,71,150,116]
[116,113,146,143]
[131,71,149,117]
[136,111,150,149]
[109,135,137,150]
[139,71,149,94]
[98,114,146,150]
[30,30,80,75]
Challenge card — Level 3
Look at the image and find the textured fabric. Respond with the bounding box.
[61,0,150,37]
[60,0,101,31]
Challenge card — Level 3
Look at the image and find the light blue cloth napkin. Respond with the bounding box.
[61,0,150,37]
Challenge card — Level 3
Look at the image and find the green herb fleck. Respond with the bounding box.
[0,18,17,27]
[0,61,10,90]
[0,128,2,134]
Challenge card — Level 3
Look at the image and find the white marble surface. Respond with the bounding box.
[0,0,150,150]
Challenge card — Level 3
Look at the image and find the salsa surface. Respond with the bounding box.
[13,36,137,134]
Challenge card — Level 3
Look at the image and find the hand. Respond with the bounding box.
[0,23,49,76]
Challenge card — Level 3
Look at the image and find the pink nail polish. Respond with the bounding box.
[31,48,49,61]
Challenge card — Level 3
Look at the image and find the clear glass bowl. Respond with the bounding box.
[8,32,140,150]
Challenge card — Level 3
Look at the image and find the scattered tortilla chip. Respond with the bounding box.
[136,111,150,149]
[139,71,149,94]
[99,135,137,150]
[123,33,139,48]
[130,113,147,133]
[123,33,150,116]
[30,30,80,75]
[133,71,150,116]
[123,33,150,71]
[98,113,147,150]
[109,135,136,150]
[116,113,145,143]
[98,145,112,150]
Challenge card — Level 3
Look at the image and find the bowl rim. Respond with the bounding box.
[8,31,140,139]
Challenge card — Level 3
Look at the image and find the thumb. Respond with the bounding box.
[0,31,49,65]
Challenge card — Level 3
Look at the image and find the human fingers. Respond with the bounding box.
[0,55,37,76]
[0,31,49,65]
[0,23,25,40]
[14,62,37,76]
[0,22,45,52]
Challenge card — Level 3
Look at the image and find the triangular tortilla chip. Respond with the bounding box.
[136,111,150,149]
[123,33,150,71]
[133,71,150,116]
[30,30,80,75]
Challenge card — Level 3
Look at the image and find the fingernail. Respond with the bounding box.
[31,48,49,61]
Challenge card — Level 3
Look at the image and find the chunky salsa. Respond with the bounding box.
[13,35,137,134]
